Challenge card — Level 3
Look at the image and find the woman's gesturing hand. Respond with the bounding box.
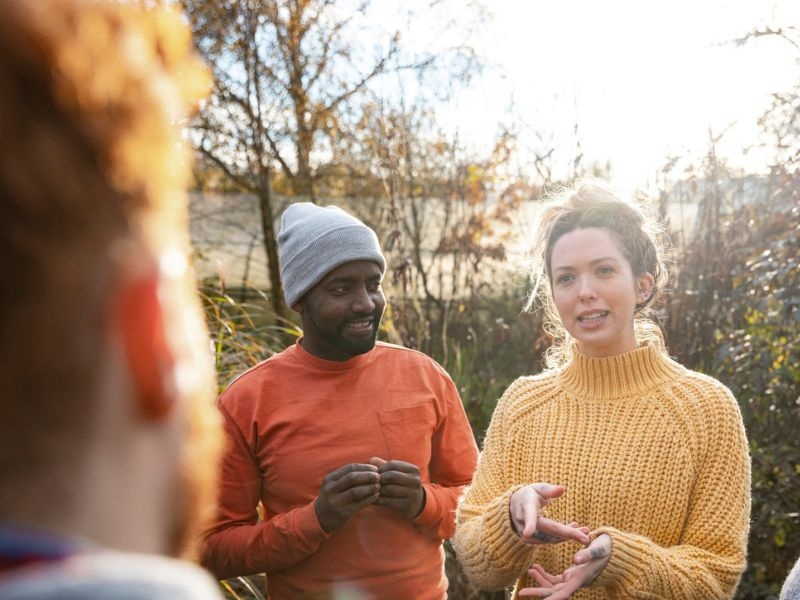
[518,533,612,599]
[509,483,590,546]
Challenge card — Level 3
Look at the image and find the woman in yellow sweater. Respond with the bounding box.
[453,183,751,599]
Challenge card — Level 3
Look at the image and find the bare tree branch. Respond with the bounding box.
[198,144,256,192]
[728,26,800,52]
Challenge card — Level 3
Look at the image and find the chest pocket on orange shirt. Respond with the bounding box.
[377,403,436,468]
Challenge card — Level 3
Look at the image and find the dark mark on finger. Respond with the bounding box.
[589,546,606,559]
[532,530,561,543]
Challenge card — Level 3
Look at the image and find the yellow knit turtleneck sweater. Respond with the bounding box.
[454,343,751,599]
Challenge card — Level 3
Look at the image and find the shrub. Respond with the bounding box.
[664,171,800,598]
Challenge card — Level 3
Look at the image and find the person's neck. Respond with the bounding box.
[298,337,356,362]
[3,450,174,556]
[79,436,177,555]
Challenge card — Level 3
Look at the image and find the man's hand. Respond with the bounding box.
[518,534,612,599]
[314,463,381,533]
[509,483,590,546]
[370,457,425,520]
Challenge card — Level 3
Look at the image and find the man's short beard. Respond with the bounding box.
[312,310,381,357]
[334,323,380,356]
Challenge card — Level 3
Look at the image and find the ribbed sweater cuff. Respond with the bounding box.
[591,526,647,590]
[484,484,534,567]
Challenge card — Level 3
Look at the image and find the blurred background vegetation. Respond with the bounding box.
[179,1,799,598]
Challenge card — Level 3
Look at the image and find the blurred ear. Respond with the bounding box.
[113,269,176,421]
[635,272,655,303]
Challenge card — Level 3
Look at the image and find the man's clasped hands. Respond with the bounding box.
[314,457,425,534]
[510,482,612,599]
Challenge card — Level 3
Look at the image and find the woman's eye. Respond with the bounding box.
[557,274,574,284]
[597,266,614,275]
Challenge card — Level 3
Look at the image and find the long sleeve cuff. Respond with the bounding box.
[453,484,536,592]
[481,484,533,568]
[286,500,332,552]
[591,526,648,590]
[413,483,440,530]
[590,525,743,599]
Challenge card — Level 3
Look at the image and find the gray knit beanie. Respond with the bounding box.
[278,202,386,307]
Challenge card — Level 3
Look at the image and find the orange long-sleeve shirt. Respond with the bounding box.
[200,340,478,600]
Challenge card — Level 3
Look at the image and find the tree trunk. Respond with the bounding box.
[294,120,315,200]
[256,164,286,320]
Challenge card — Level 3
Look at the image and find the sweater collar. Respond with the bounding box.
[559,342,684,400]
[289,337,375,372]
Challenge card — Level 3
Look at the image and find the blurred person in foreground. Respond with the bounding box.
[453,183,751,599]
[200,202,479,599]
[0,0,223,598]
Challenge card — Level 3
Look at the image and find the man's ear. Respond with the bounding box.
[112,269,176,421]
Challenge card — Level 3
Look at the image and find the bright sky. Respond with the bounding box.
[433,0,800,189]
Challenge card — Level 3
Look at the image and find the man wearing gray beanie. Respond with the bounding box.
[277,203,387,358]
[201,203,479,600]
